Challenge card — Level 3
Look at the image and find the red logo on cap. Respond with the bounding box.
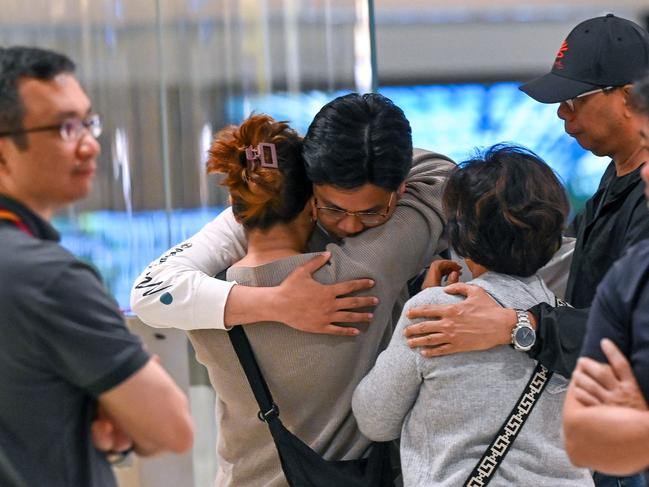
[554,40,568,70]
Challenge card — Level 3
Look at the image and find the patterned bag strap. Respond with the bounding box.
[463,362,553,487]
[463,297,570,486]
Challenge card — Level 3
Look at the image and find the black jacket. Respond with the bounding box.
[528,161,649,377]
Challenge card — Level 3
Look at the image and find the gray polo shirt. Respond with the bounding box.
[0,195,149,487]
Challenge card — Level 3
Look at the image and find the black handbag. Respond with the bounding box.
[228,325,394,487]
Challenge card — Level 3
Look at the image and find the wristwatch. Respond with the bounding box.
[511,309,536,352]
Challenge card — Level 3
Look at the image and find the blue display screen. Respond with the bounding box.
[57,81,607,310]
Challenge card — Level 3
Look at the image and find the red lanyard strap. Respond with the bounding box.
[0,209,33,237]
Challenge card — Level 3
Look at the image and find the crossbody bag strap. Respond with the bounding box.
[463,363,553,487]
[228,326,281,422]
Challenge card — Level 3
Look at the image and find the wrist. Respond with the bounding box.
[511,309,536,352]
[527,310,538,330]
[499,308,518,345]
[225,285,278,326]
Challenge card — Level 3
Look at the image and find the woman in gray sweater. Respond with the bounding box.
[352,144,594,486]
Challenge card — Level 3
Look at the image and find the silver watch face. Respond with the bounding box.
[514,326,535,348]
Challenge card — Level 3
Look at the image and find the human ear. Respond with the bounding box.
[622,85,635,118]
[310,196,317,222]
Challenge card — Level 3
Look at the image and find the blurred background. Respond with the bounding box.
[2,1,647,485]
[1,0,646,311]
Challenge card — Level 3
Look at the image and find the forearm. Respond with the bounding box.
[224,284,284,326]
[130,208,246,330]
[99,360,194,457]
[564,403,649,474]
[353,314,423,441]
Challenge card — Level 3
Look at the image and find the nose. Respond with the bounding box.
[557,102,573,122]
[77,132,101,157]
[336,214,364,237]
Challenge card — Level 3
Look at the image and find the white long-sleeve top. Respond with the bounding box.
[130,206,246,329]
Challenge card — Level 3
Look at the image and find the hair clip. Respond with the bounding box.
[245,142,278,169]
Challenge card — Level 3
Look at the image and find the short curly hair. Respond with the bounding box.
[207,114,311,230]
[443,144,569,277]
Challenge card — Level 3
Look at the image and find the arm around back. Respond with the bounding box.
[130,207,246,330]
[98,358,193,456]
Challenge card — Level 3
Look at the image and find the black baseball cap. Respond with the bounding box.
[520,14,649,103]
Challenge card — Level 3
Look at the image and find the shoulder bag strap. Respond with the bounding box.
[228,326,281,422]
[463,362,553,487]
[0,208,33,237]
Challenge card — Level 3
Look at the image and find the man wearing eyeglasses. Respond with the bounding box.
[399,14,649,487]
[130,93,453,336]
[0,46,193,487]
[129,93,453,484]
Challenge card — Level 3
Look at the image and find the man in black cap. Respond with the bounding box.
[401,14,649,487]
[563,74,649,484]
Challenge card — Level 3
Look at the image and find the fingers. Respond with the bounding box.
[442,283,476,296]
[92,420,114,451]
[406,333,448,349]
[406,304,445,320]
[329,278,375,297]
[299,252,331,274]
[419,344,453,358]
[600,338,633,382]
[403,318,444,337]
[320,324,361,336]
[439,261,462,273]
[110,430,134,453]
[442,282,472,296]
[575,357,618,391]
[572,359,614,403]
[572,380,602,407]
[335,296,379,311]
[331,310,373,324]
[447,271,460,285]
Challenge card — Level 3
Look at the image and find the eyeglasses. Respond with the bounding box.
[0,114,102,142]
[564,87,615,111]
[314,192,395,226]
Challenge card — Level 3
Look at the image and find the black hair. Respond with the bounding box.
[302,92,412,191]
[0,46,75,149]
[443,143,569,277]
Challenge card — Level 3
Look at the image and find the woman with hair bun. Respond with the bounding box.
[353,144,594,486]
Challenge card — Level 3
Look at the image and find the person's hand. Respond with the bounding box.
[92,404,133,453]
[272,252,378,336]
[403,283,515,357]
[571,338,648,410]
[421,260,462,289]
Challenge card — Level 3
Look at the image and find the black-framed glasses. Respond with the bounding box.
[0,114,102,142]
[314,192,395,226]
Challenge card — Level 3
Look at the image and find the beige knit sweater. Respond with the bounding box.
[188,151,454,487]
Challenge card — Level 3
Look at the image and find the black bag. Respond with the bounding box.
[228,325,394,487]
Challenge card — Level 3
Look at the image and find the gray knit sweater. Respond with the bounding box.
[188,152,454,487]
[352,272,594,487]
